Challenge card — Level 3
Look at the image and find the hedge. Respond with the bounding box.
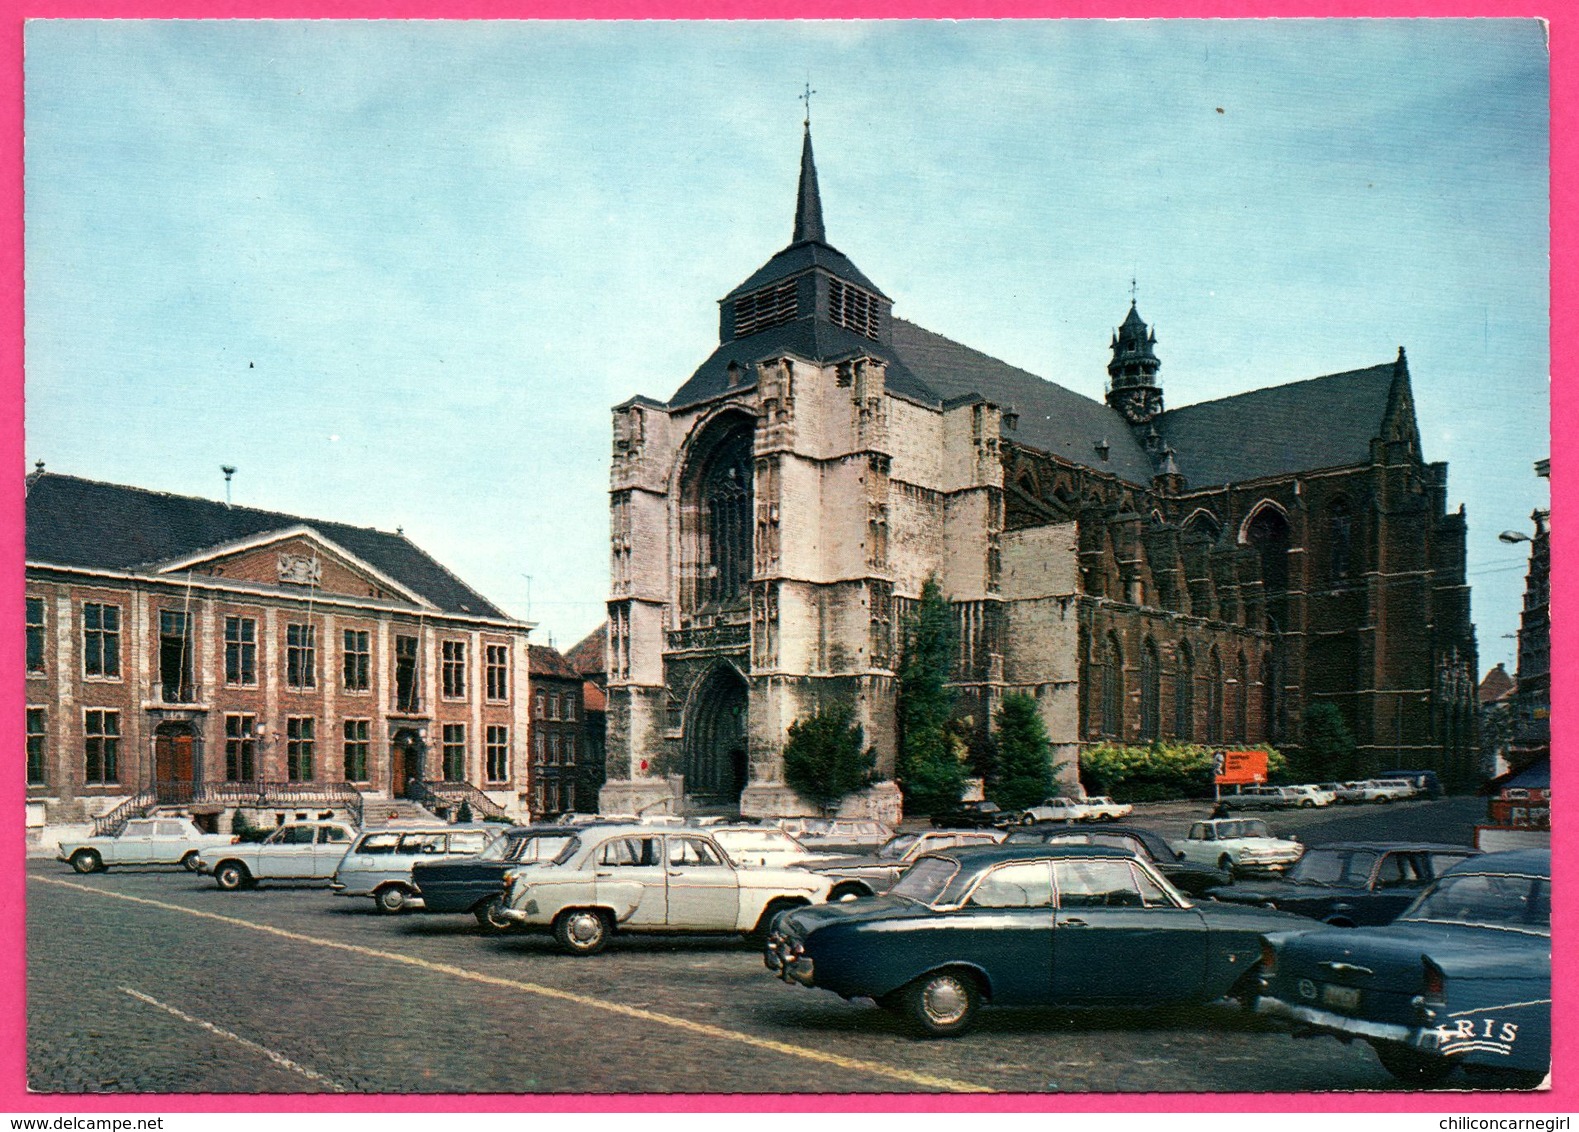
[1081,741,1287,803]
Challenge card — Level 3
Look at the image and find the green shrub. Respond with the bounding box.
[897,576,965,814]
[783,702,878,816]
[989,693,1062,811]
[1081,741,1286,802]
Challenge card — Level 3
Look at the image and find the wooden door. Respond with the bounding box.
[154,732,194,801]
[391,741,407,796]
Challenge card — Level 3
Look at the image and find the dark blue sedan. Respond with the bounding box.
[765,843,1308,1037]
[1256,849,1550,1087]
[410,825,578,931]
[1207,842,1479,926]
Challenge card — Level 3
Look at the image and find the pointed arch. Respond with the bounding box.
[1182,508,1222,541]
[677,409,757,615]
[1174,641,1195,740]
[1237,498,1291,545]
[1102,632,1124,738]
[1139,637,1161,741]
[1242,501,1292,629]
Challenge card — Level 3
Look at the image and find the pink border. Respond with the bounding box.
[0,3,1567,1114]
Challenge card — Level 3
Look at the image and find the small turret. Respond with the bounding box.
[1107,299,1163,425]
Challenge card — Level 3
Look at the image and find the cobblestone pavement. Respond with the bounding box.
[27,797,1485,1096]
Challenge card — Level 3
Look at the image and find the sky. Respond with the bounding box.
[23,19,1549,667]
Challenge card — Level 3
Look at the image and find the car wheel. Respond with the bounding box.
[71,849,103,874]
[1020,813,1035,826]
[749,897,807,943]
[1374,1042,1454,1086]
[375,885,410,915]
[829,882,873,902]
[474,895,515,933]
[902,969,982,1038]
[1230,971,1261,1014]
[1376,795,1392,804]
[181,851,201,872]
[214,862,250,891]
[1301,800,1316,809]
[553,908,611,956]
[1218,854,1234,872]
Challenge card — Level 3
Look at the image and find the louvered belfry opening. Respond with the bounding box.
[733,280,799,338]
[828,278,880,339]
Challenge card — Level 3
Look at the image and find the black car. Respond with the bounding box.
[1207,841,1478,925]
[929,801,1010,830]
[410,824,579,931]
[1004,822,1231,897]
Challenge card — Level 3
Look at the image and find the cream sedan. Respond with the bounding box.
[497,824,832,954]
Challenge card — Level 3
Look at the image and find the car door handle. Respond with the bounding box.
[1059,917,1089,927]
[594,871,614,878]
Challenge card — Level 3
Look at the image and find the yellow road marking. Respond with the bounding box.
[33,875,992,1093]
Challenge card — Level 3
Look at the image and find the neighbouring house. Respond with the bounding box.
[24,469,533,842]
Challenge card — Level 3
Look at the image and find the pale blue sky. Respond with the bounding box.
[25,20,1548,667]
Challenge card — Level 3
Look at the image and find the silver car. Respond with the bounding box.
[57,817,238,874]
[330,824,501,913]
[197,820,358,890]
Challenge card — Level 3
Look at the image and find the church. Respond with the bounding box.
[601,123,1480,818]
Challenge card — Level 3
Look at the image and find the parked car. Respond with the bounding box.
[1286,784,1337,807]
[765,843,1311,1037]
[928,801,1011,829]
[57,817,238,874]
[1256,849,1550,1087]
[196,821,358,890]
[1337,779,1420,805]
[1207,843,1480,925]
[796,819,895,851]
[1078,796,1135,821]
[1380,769,1445,799]
[802,829,1007,899]
[330,823,500,913]
[1173,818,1304,877]
[772,817,829,840]
[1006,822,1231,896]
[496,825,833,954]
[411,824,581,931]
[1016,797,1088,823]
[1224,786,1311,811]
[709,826,833,869]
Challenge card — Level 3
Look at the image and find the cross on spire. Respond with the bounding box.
[1130,276,1138,305]
[800,82,816,125]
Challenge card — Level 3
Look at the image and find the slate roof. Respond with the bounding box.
[887,319,1158,485]
[528,643,581,681]
[722,241,887,302]
[668,316,934,410]
[25,472,509,619]
[1155,363,1397,487]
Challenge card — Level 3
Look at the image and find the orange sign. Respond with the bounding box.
[1215,749,1269,786]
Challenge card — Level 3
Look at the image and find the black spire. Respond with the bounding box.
[792,122,826,246]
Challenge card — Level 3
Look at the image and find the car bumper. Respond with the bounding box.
[1257,995,1427,1048]
[763,934,816,986]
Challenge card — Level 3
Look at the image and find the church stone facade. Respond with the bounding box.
[602,125,1479,817]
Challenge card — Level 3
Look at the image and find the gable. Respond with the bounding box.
[172,533,423,605]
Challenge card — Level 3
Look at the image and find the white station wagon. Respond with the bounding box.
[197,821,358,890]
[497,824,833,954]
[58,817,238,874]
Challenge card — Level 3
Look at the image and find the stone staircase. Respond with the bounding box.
[360,797,446,826]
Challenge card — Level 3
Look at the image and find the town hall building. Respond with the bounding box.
[601,124,1480,818]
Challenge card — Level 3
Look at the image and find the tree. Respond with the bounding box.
[989,693,1058,810]
[897,576,965,813]
[783,702,877,816]
[1300,702,1359,781]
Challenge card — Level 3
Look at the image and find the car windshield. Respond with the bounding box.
[714,830,801,852]
[1219,820,1272,839]
[482,833,576,863]
[889,856,959,905]
[1288,848,1378,886]
[876,834,920,860]
[1404,872,1550,935]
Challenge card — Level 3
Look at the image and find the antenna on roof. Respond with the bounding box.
[221,465,236,508]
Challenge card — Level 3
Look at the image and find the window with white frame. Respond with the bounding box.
[442,640,467,699]
[83,603,121,678]
[84,709,120,784]
[485,725,509,783]
[485,644,509,701]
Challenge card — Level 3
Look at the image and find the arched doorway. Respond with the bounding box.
[391,729,426,797]
[153,722,197,803]
[683,666,749,803]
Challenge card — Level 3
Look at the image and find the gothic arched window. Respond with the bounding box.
[1328,497,1354,580]
[1140,638,1161,741]
[1206,646,1223,745]
[679,414,756,614]
[1235,651,1250,741]
[1102,633,1124,737]
[1175,642,1195,740]
[1262,649,1280,741]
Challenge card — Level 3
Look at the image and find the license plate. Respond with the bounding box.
[1322,984,1361,1011]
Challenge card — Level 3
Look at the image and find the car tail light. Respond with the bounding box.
[230,836,241,844]
[1259,940,1278,976]
[1422,958,1446,1002]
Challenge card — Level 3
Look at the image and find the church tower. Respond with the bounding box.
[1106,300,1163,425]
